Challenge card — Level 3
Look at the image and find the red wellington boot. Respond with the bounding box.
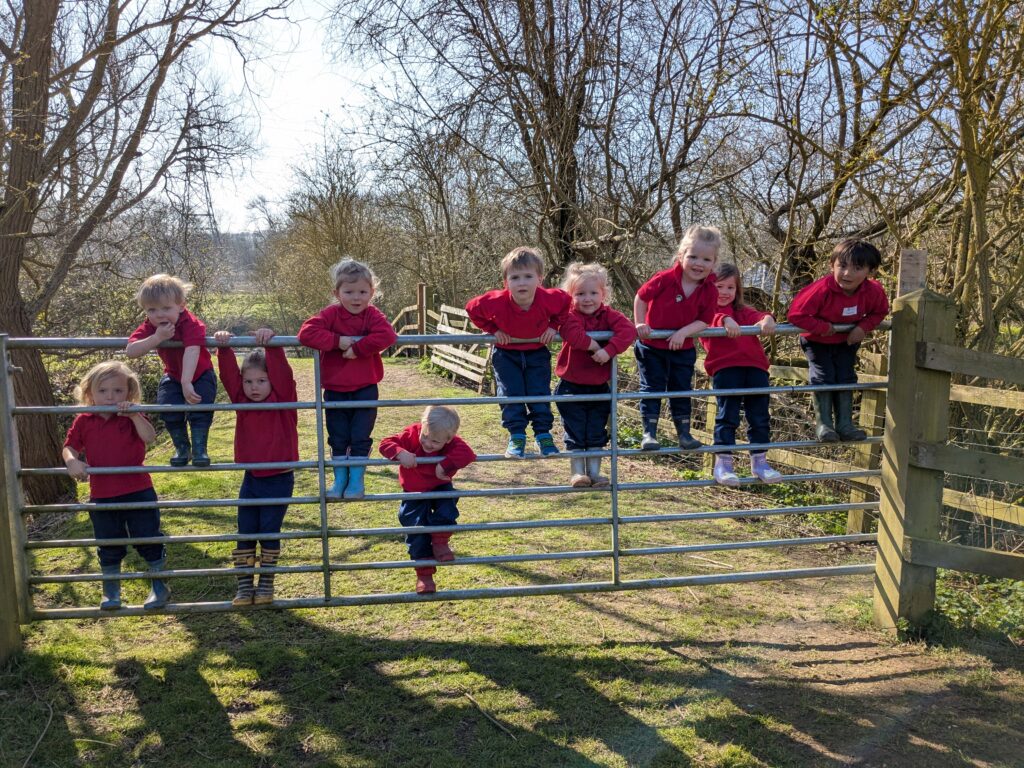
[430,532,455,562]
[415,566,437,594]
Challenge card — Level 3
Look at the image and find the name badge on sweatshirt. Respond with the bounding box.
[842,305,858,317]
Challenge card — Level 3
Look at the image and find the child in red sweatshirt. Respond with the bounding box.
[466,247,570,459]
[379,406,477,595]
[555,262,636,487]
[298,259,398,498]
[215,328,299,606]
[700,264,782,486]
[787,239,889,442]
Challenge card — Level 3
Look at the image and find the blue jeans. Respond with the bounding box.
[800,339,860,385]
[634,342,697,423]
[712,367,771,449]
[490,348,554,434]
[555,380,611,450]
[324,384,378,457]
[238,471,294,551]
[397,483,459,560]
[88,488,164,567]
[158,367,217,429]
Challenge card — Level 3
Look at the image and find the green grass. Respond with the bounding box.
[4,360,1023,767]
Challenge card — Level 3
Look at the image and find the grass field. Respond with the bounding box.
[2,360,1022,767]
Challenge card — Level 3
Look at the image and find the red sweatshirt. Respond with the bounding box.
[378,423,477,492]
[466,286,571,351]
[555,305,637,385]
[128,309,213,382]
[700,305,771,377]
[636,262,718,350]
[297,304,398,392]
[217,347,299,477]
[64,414,154,499]
[787,275,890,344]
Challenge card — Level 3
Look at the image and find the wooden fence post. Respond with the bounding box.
[416,282,427,358]
[873,290,955,631]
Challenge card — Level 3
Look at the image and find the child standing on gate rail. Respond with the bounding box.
[466,246,571,459]
[379,406,477,595]
[215,328,298,606]
[700,263,782,486]
[62,361,170,611]
[633,225,720,451]
[298,258,398,499]
[555,262,636,487]
[125,274,217,467]
[787,239,889,443]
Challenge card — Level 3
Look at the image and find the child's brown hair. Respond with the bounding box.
[331,258,380,295]
[500,247,545,280]
[830,239,882,271]
[74,361,142,406]
[713,263,746,310]
[136,274,191,306]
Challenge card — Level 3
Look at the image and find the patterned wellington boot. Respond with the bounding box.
[712,454,741,486]
[231,547,256,606]
[254,547,279,605]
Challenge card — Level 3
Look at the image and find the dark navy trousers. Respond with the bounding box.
[325,384,378,457]
[397,483,459,560]
[490,348,554,434]
[89,488,164,567]
[800,339,860,385]
[555,380,611,450]
[712,367,771,449]
[238,470,294,551]
[158,367,217,429]
[634,342,697,423]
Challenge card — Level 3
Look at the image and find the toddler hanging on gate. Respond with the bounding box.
[126,274,217,467]
[633,225,720,451]
[700,263,783,486]
[298,259,398,499]
[62,362,170,610]
[555,262,637,487]
[466,246,571,459]
[787,239,889,443]
[379,406,477,595]
[215,328,299,606]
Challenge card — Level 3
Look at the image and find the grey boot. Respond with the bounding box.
[166,426,191,466]
[586,456,609,487]
[640,417,660,451]
[569,456,591,487]
[812,392,840,442]
[100,564,122,610]
[673,418,702,450]
[144,558,171,609]
[190,425,210,467]
[835,391,867,441]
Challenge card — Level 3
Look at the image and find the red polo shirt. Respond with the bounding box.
[128,309,213,382]
[378,423,477,492]
[700,305,772,376]
[297,304,398,392]
[556,305,637,385]
[788,275,890,344]
[636,263,718,349]
[466,286,571,351]
[217,347,299,477]
[64,414,154,499]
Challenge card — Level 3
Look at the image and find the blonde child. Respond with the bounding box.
[787,239,889,442]
[297,259,398,498]
[466,246,570,459]
[215,328,299,605]
[62,362,170,610]
[379,406,477,594]
[700,263,782,485]
[633,225,721,450]
[555,263,637,487]
[125,274,216,467]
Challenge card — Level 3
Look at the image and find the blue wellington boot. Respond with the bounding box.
[329,456,348,498]
[144,558,171,609]
[100,564,122,610]
[343,465,366,499]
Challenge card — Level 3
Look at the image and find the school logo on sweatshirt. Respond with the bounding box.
[842,305,859,316]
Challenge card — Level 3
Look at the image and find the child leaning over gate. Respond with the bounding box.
[787,239,890,443]
[125,274,217,467]
[297,258,398,499]
[62,361,170,611]
[379,406,477,595]
[555,262,637,488]
[215,328,299,606]
[700,263,783,486]
[466,246,571,459]
[633,225,720,451]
